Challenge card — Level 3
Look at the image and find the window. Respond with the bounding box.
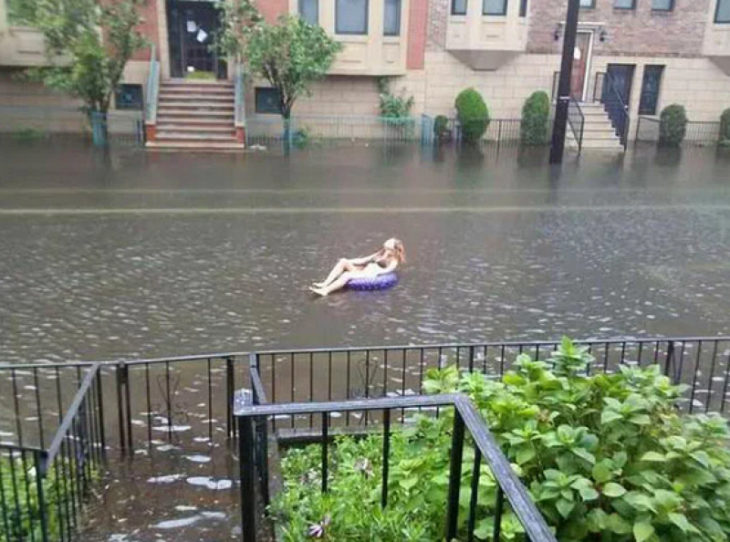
[580,0,596,8]
[452,0,467,14]
[336,0,368,34]
[255,88,281,115]
[716,0,730,22]
[384,0,401,35]
[483,0,507,15]
[614,0,636,9]
[651,0,673,10]
[115,85,144,110]
[519,0,528,17]
[638,65,664,115]
[299,0,319,25]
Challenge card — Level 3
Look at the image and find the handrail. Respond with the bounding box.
[236,393,558,542]
[597,71,630,151]
[42,363,100,470]
[145,44,160,125]
[234,62,245,129]
[567,96,585,153]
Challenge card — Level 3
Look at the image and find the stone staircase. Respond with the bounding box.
[569,102,625,151]
[146,79,244,151]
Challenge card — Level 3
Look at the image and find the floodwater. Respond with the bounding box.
[1,139,730,364]
[2,138,730,540]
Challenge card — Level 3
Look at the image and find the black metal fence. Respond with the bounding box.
[252,337,730,429]
[0,364,105,542]
[238,362,557,542]
[1,336,729,539]
[636,115,723,146]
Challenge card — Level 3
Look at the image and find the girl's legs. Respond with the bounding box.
[314,259,354,288]
[310,271,357,297]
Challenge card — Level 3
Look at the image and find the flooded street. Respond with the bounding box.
[1,140,730,364]
[2,139,730,541]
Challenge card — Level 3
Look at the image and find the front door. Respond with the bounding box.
[570,32,592,101]
[605,64,635,106]
[167,0,226,79]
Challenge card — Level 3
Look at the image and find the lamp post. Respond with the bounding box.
[549,0,581,164]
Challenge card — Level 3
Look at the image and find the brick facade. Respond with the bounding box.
[528,0,711,57]
[407,0,429,69]
[256,0,289,24]
[130,0,160,61]
[427,0,449,50]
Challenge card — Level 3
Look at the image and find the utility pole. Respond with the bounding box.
[549,0,581,164]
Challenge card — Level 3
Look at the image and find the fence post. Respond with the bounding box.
[115,362,127,454]
[96,370,107,461]
[34,452,49,542]
[226,356,235,439]
[239,415,256,542]
[446,410,465,541]
[664,341,676,383]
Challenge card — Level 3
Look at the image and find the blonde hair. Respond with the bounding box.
[387,238,406,264]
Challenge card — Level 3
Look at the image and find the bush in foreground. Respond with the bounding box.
[520,91,550,145]
[273,338,730,541]
[455,88,490,144]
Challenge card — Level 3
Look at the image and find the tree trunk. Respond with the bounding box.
[90,110,109,147]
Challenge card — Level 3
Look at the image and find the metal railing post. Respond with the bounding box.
[115,362,127,454]
[446,410,465,540]
[239,415,256,542]
[664,341,676,382]
[226,356,235,439]
[34,451,49,542]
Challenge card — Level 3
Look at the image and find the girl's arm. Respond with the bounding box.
[349,252,379,265]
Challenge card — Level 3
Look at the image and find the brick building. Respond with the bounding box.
[1,0,729,148]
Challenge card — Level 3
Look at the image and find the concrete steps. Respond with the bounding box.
[572,103,624,151]
[148,79,242,151]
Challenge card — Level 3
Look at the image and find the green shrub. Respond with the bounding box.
[720,108,730,144]
[434,114,450,142]
[274,337,730,541]
[659,104,688,147]
[377,77,414,119]
[455,88,489,143]
[520,91,550,145]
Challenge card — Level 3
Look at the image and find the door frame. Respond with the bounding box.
[574,30,594,102]
[165,0,225,79]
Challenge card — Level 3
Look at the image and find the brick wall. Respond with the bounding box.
[407,0,429,69]
[427,0,449,50]
[527,0,711,57]
[130,0,159,61]
[256,0,288,24]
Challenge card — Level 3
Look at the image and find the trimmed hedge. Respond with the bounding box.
[721,108,730,145]
[455,88,489,143]
[520,91,550,145]
[658,104,687,147]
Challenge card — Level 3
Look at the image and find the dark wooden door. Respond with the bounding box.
[605,64,635,106]
[167,0,226,79]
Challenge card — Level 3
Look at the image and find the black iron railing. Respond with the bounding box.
[0,364,105,542]
[237,379,558,542]
[567,97,585,153]
[636,115,723,146]
[595,72,630,150]
[252,337,730,429]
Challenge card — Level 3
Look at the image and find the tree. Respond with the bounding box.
[217,0,341,138]
[455,88,489,144]
[520,91,550,145]
[24,0,146,139]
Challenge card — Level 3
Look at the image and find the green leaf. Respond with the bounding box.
[629,414,651,425]
[601,410,623,424]
[640,451,665,462]
[556,498,575,519]
[592,461,613,483]
[571,447,596,464]
[602,482,627,498]
[633,521,655,542]
[516,447,536,465]
[578,485,599,501]
[668,512,696,534]
[607,513,633,535]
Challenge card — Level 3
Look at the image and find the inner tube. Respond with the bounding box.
[347,272,398,291]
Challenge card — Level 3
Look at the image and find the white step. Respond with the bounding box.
[156,132,238,141]
[158,93,233,101]
[159,102,234,110]
[146,140,244,151]
[157,109,234,118]
[156,124,234,133]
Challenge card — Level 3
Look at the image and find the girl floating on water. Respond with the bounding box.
[310,238,406,297]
